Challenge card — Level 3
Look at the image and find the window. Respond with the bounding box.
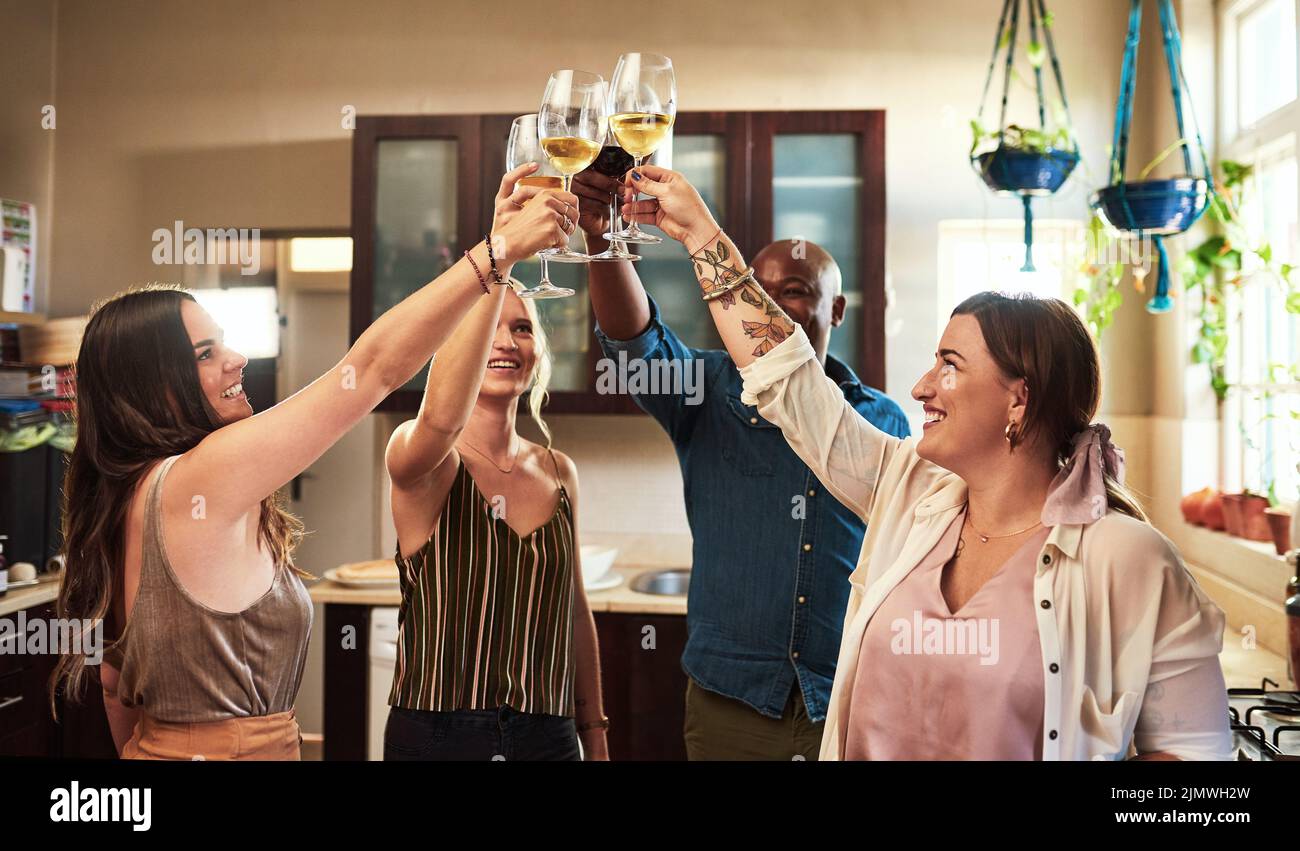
[937,219,1085,337]
[1220,0,1300,504]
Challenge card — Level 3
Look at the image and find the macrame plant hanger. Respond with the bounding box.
[973,0,1078,272]
[1098,0,1214,313]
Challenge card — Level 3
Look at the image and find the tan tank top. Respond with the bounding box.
[107,455,313,723]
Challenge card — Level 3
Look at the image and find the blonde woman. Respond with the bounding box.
[383,186,607,760]
[619,164,1231,761]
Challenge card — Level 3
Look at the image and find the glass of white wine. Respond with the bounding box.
[506,114,572,299]
[537,69,608,265]
[607,52,676,245]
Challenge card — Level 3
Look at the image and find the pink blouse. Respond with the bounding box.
[844,509,1051,760]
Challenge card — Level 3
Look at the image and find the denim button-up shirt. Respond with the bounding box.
[595,297,910,721]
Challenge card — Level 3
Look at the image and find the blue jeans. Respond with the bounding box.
[383,706,580,761]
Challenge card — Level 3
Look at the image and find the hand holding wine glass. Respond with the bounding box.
[620,165,721,254]
[537,69,609,267]
[506,112,574,298]
[490,176,580,266]
[607,52,676,245]
[570,170,621,242]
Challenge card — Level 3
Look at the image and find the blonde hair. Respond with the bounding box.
[512,286,553,448]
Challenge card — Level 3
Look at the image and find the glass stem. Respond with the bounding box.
[539,253,550,285]
[608,196,619,248]
[627,156,644,236]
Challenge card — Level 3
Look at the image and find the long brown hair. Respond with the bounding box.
[951,291,1148,522]
[50,285,303,714]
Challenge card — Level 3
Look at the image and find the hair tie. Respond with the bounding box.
[1041,422,1127,527]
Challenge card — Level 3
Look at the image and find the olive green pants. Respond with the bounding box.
[683,678,824,761]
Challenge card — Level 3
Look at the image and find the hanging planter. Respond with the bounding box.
[971,0,1079,272]
[1090,0,1214,313]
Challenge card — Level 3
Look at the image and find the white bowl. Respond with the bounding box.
[580,545,618,585]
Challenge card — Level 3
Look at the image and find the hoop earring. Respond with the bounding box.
[1005,421,1019,446]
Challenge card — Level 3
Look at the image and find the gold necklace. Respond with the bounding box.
[461,435,520,474]
[965,507,1042,544]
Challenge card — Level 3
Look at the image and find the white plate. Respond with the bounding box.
[324,566,400,589]
[584,572,623,593]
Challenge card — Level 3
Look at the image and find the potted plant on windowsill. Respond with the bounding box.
[1265,504,1292,556]
[1221,490,1272,542]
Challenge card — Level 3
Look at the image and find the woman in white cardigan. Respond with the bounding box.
[618,164,1231,761]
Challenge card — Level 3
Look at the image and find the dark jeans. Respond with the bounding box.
[383,705,581,761]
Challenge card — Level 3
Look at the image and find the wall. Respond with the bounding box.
[0,0,57,309]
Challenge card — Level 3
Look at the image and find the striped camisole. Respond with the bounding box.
[389,451,577,717]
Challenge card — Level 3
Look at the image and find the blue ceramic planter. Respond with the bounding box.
[974,146,1079,196]
[1091,177,1209,236]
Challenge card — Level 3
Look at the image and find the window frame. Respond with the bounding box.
[1217,0,1300,501]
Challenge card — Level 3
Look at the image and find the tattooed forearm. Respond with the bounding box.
[690,238,743,300]
[689,237,796,357]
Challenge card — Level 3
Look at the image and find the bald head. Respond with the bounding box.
[753,239,842,297]
[752,239,846,364]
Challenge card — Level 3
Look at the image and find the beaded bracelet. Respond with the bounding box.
[463,248,490,294]
[484,234,506,285]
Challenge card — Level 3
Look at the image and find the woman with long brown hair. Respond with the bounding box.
[382,281,607,761]
[51,166,578,760]
[616,164,1232,760]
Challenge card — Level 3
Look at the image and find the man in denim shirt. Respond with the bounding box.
[575,173,910,759]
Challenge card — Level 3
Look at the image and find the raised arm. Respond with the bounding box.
[620,166,789,370]
[620,165,910,518]
[386,169,550,489]
[172,166,579,524]
[571,170,651,340]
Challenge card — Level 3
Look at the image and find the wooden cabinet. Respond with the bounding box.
[0,599,115,759]
[593,611,689,761]
[349,110,887,413]
[0,602,56,757]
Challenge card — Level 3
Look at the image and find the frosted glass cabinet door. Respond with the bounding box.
[772,133,862,371]
[372,138,459,391]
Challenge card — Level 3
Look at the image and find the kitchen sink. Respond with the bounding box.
[630,569,690,596]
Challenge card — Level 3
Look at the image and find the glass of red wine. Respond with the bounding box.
[586,138,641,263]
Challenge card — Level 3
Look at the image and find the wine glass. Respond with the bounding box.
[537,69,608,265]
[586,134,640,263]
[505,113,574,299]
[606,52,676,245]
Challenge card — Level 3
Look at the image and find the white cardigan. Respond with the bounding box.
[738,327,1232,761]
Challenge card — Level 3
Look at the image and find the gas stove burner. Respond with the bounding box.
[1229,678,1300,760]
[1227,677,1299,702]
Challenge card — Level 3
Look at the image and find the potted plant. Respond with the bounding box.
[972,123,1079,195]
[1234,490,1273,542]
[1079,160,1300,400]
[1265,505,1292,556]
[1091,139,1210,237]
[969,0,1077,272]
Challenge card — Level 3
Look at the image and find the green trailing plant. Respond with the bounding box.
[970,121,1074,156]
[1078,159,1300,403]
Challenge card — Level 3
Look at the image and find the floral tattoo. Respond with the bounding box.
[690,238,796,357]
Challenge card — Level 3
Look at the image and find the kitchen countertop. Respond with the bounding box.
[10,571,1290,684]
[0,575,61,618]
[308,563,688,616]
